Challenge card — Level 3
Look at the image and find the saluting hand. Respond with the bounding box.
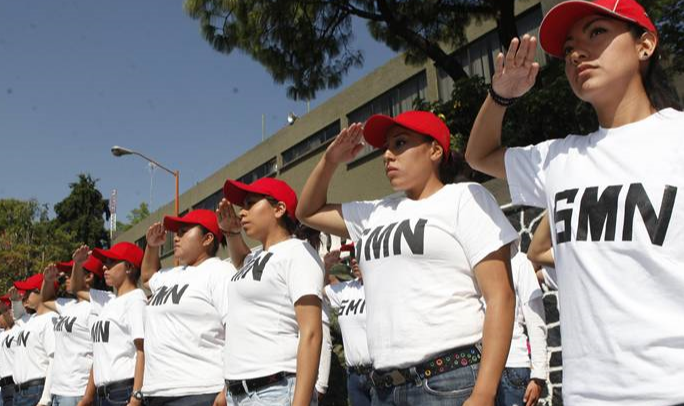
[491,34,540,99]
[72,244,91,265]
[323,250,341,272]
[216,198,242,235]
[8,286,21,302]
[146,222,167,248]
[43,264,59,283]
[324,123,365,165]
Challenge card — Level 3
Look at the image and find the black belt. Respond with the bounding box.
[0,376,13,387]
[226,372,294,397]
[349,365,373,375]
[369,343,482,389]
[96,378,135,397]
[15,378,45,391]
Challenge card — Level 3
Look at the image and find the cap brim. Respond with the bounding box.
[56,261,74,274]
[363,115,400,149]
[14,281,37,291]
[163,216,196,233]
[223,180,254,207]
[92,248,122,264]
[540,1,641,58]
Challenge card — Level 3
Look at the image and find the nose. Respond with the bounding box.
[383,147,394,162]
[569,47,587,66]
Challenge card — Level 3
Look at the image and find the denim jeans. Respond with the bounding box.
[13,385,43,406]
[145,393,219,406]
[95,384,133,406]
[1,382,15,406]
[347,371,371,406]
[371,364,479,406]
[226,376,317,406]
[52,395,82,406]
[495,368,530,406]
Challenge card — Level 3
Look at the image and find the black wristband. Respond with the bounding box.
[488,85,519,107]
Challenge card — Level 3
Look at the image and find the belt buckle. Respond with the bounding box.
[388,370,406,387]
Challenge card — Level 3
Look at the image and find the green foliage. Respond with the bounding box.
[648,0,684,73]
[117,202,151,233]
[53,174,111,249]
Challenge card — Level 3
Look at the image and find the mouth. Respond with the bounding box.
[576,64,596,79]
[385,166,398,176]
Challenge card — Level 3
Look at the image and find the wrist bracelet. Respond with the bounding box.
[488,85,519,107]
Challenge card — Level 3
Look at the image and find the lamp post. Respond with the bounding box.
[111,146,179,217]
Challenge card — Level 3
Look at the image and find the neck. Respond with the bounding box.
[34,304,50,315]
[116,281,137,296]
[594,77,655,128]
[187,252,212,267]
[262,227,291,250]
[405,176,444,200]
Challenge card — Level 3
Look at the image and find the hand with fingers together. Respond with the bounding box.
[146,222,167,248]
[492,34,541,100]
[216,198,242,235]
[8,286,21,302]
[43,264,59,283]
[324,123,365,165]
[72,244,91,265]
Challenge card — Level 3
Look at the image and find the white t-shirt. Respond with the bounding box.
[12,311,57,384]
[505,253,547,380]
[51,299,95,396]
[90,289,146,386]
[324,279,371,367]
[0,327,18,378]
[505,108,684,405]
[144,257,234,396]
[342,183,518,370]
[224,238,324,379]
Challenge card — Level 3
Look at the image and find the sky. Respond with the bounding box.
[0,0,396,224]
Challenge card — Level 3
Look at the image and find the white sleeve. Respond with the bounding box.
[315,306,332,395]
[286,245,324,304]
[126,293,146,341]
[43,315,56,358]
[341,200,378,242]
[517,264,548,380]
[209,263,234,325]
[89,289,114,316]
[148,271,162,293]
[454,184,519,268]
[39,357,54,405]
[504,141,554,208]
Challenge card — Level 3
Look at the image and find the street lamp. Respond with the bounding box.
[110,146,179,217]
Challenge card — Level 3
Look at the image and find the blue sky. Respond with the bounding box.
[0,0,396,223]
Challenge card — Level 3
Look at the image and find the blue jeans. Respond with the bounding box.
[1,382,14,406]
[145,393,219,406]
[347,371,371,406]
[370,365,479,406]
[13,385,43,406]
[95,384,133,406]
[226,376,317,406]
[52,395,82,406]
[495,368,530,406]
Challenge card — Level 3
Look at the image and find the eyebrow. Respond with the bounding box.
[564,17,610,44]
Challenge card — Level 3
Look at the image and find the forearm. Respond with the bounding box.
[528,214,555,268]
[293,328,322,406]
[466,96,508,178]
[523,298,548,380]
[226,233,250,269]
[41,277,57,303]
[132,348,144,392]
[473,293,515,399]
[70,262,87,294]
[296,156,338,222]
[142,245,162,285]
[82,368,96,404]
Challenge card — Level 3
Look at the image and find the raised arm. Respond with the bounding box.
[40,264,60,312]
[217,198,251,269]
[69,245,92,301]
[296,123,365,238]
[142,222,166,290]
[528,212,555,268]
[466,35,540,179]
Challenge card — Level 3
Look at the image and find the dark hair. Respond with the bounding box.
[629,24,682,111]
[420,136,471,184]
[198,225,226,257]
[264,196,321,249]
[87,272,109,291]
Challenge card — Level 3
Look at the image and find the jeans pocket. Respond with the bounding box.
[502,368,530,390]
[422,366,476,398]
[252,378,292,406]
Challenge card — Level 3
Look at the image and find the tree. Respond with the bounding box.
[53,174,111,249]
[116,202,151,233]
[184,0,518,100]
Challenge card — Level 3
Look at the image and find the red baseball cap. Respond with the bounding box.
[83,256,105,278]
[14,274,47,291]
[539,0,657,59]
[56,260,74,273]
[0,294,10,307]
[92,242,144,269]
[363,111,451,160]
[223,178,298,221]
[164,209,224,243]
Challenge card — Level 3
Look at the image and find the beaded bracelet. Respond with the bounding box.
[488,85,519,107]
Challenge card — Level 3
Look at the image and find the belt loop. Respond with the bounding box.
[241,380,249,395]
[408,367,422,387]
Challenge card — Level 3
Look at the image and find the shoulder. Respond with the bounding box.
[202,257,238,274]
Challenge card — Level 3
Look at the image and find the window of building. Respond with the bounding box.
[282,121,341,167]
[347,71,428,160]
[437,5,545,101]
[237,157,278,184]
[193,189,224,212]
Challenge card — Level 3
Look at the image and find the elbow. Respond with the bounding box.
[464,149,481,172]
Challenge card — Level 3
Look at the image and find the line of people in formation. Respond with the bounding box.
[1,0,683,405]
